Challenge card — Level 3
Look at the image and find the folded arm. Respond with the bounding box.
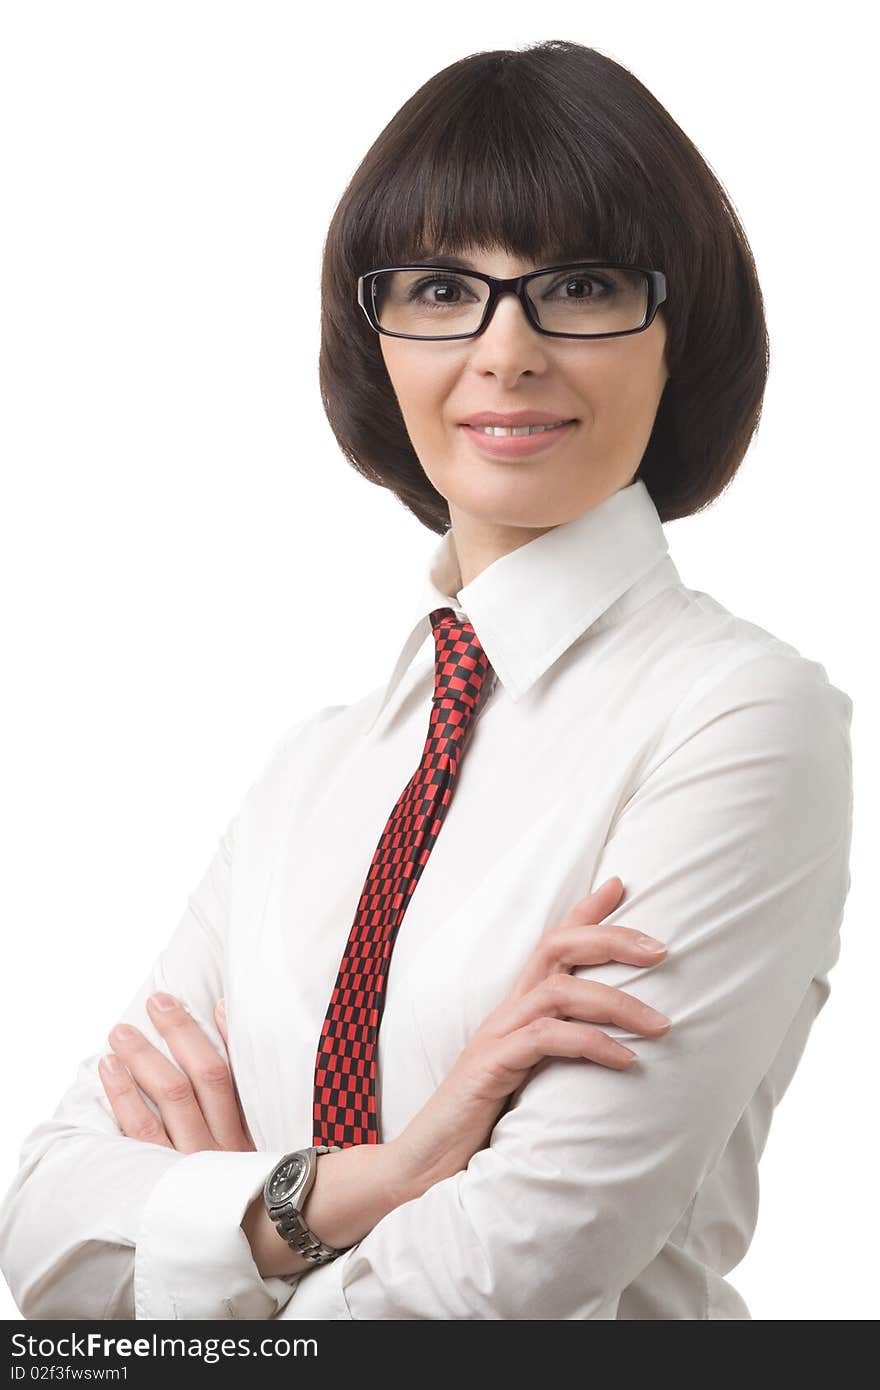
[281,651,854,1320]
[0,719,322,1321]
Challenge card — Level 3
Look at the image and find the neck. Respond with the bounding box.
[448,511,554,588]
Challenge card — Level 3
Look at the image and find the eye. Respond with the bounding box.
[406,275,479,306]
[543,272,613,300]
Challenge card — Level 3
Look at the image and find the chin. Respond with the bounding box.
[458,495,573,530]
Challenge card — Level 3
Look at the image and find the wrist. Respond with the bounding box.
[388,1070,491,1197]
[300,1140,407,1250]
[385,1126,466,1203]
[243,1140,418,1281]
[381,1134,434,1206]
[242,1193,302,1279]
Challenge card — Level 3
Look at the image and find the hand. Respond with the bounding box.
[98,993,255,1153]
[389,876,672,1195]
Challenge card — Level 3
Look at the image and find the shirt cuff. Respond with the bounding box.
[134,1149,304,1320]
[273,1244,354,1319]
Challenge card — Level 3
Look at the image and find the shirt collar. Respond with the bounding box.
[365,477,680,734]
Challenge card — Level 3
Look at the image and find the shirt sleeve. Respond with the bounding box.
[0,725,316,1321]
[280,650,854,1320]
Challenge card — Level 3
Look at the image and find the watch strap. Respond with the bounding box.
[265,1144,348,1265]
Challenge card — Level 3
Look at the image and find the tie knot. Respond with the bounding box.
[429,607,492,714]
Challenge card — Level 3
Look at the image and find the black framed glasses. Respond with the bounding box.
[357,261,667,341]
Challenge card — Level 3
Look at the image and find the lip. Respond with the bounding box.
[460,419,578,459]
[460,410,577,427]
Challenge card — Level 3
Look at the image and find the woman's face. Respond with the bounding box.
[379,243,670,579]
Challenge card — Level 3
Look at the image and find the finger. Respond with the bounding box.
[485,970,671,1046]
[555,876,665,958]
[510,921,666,1002]
[507,877,623,1002]
[98,1053,174,1147]
[560,875,624,929]
[214,998,256,1149]
[214,998,229,1049]
[494,1017,639,1076]
[143,994,252,1152]
[107,1018,216,1154]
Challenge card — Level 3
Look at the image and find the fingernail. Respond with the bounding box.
[646,1007,672,1027]
[636,935,666,952]
[100,1053,124,1072]
[217,998,226,1017]
[600,876,620,890]
[150,992,177,1011]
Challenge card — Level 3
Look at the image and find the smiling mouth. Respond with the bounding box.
[464,420,577,437]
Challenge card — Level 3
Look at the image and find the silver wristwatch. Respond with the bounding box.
[263,1145,349,1265]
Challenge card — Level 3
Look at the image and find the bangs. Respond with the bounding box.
[355,53,666,275]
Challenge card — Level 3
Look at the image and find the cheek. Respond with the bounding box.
[589,344,665,417]
[382,354,456,434]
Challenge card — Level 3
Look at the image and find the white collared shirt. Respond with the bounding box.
[0,480,854,1320]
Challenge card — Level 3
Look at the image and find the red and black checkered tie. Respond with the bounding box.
[312,607,492,1148]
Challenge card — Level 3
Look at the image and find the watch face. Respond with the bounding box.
[267,1152,308,1204]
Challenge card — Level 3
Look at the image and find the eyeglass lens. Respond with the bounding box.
[371,265,649,337]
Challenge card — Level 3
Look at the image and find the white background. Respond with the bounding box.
[0,1,874,1320]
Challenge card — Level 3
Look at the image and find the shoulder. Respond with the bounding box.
[645,581,852,745]
[237,701,348,819]
[637,590,853,840]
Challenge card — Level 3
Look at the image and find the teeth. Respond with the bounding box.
[471,421,571,436]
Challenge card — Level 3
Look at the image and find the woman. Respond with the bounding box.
[0,40,853,1321]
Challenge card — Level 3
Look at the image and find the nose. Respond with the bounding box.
[480,288,534,335]
[469,286,551,363]
[465,293,551,384]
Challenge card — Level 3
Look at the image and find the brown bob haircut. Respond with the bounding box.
[319,39,769,535]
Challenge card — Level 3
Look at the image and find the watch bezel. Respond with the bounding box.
[264,1150,312,1212]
